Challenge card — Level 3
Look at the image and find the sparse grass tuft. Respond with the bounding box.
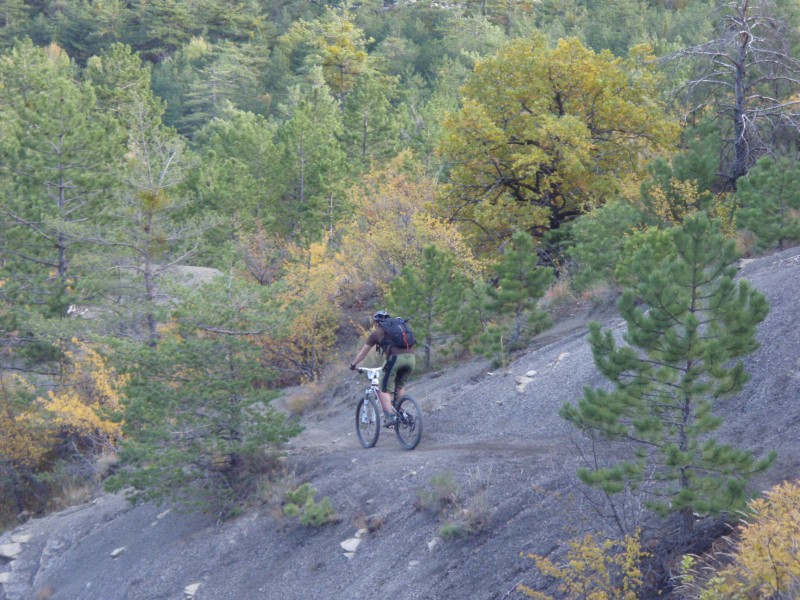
[284,381,324,416]
[415,472,459,513]
[417,469,493,540]
[735,229,758,257]
[354,511,385,533]
[94,452,120,480]
[55,483,93,508]
[541,275,578,312]
[440,521,464,539]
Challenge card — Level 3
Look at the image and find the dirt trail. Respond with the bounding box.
[2,247,798,600]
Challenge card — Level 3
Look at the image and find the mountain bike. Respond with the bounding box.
[355,366,422,450]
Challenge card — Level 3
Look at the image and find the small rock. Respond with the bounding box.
[157,509,172,520]
[355,528,368,539]
[526,370,537,377]
[408,560,420,567]
[10,534,31,543]
[0,544,22,559]
[0,573,9,583]
[343,552,355,560]
[184,582,201,597]
[515,375,534,393]
[427,538,440,552]
[341,538,361,553]
[110,546,126,558]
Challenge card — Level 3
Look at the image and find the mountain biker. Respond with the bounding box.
[350,310,415,427]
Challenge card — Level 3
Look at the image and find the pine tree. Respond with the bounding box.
[0,0,29,46]
[386,245,469,369]
[275,71,348,240]
[192,105,283,258]
[85,43,164,133]
[0,40,123,325]
[105,274,302,514]
[178,41,260,133]
[561,213,774,537]
[128,0,193,62]
[736,156,800,252]
[479,231,554,361]
[341,72,404,170]
[103,115,205,345]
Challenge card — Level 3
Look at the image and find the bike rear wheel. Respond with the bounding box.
[355,395,380,448]
[394,395,422,450]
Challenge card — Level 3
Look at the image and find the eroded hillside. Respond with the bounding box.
[1,247,798,600]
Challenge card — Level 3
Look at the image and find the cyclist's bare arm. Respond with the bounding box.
[350,343,374,369]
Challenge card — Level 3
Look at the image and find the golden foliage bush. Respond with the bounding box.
[337,151,484,294]
[679,480,800,599]
[260,237,344,383]
[39,339,127,454]
[0,372,55,469]
[519,532,647,600]
[635,178,736,235]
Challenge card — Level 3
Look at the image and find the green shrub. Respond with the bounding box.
[736,156,800,252]
[283,483,338,526]
[567,200,644,292]
[440,522,464,540]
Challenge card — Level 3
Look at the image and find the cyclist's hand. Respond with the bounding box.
[349,363,356,371]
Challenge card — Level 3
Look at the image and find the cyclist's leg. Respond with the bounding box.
[391,355,415,407]
[379,356,398,414]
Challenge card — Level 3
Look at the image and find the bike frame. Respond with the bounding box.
[360,366,384,396]
[356,366,422,450]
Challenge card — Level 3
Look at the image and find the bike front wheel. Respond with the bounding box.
[355,395,381,448]
[394,395,422,450]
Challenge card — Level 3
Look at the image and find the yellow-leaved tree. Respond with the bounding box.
[439,37,680,253]
[0,371,55,470]
[252,153,485,381]
[39,339,127,455]
[337,151,484,296]
[635,177,736,235]
[258,237,345,383]
[0,369,58,526]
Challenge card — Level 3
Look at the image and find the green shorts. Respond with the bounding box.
[381,353,415,394]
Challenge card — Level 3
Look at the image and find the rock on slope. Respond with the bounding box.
[1,247,798,600]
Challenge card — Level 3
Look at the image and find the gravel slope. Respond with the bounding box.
[1,247,798,600]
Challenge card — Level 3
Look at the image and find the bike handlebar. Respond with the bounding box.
[357,366,383,381]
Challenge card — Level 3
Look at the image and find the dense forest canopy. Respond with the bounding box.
[0,0,798,559]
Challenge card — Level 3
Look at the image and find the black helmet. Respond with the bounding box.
[372,310,390,322]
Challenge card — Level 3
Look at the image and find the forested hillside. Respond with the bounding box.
[1,2,800,593]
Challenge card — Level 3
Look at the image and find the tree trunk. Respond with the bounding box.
[731,30,750,185]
